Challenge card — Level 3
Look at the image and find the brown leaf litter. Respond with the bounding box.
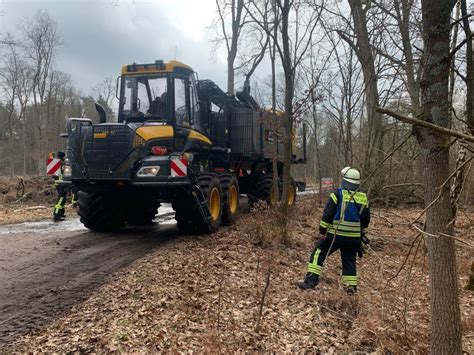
[5,199,474,353]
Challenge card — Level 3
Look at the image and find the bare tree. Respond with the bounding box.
[247,0,324,215]
[336,0,383,173]
[16,61,34,175]
[379,0,462,352]
[0,37,23,176]
[20,9,62,174]
[215,0,246,94]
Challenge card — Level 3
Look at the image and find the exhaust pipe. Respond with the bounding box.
[95,103,107,124]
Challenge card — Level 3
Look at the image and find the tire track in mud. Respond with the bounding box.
[0,219,180,348]
[0,194,306,348]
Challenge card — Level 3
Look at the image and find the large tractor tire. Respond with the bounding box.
[125,202,159,225]
[219,173,239,225]
[287,179,297,206]
[175,173,223,234]
[248,174,297,207]
[77,191,126,232]
[248,173,279,207]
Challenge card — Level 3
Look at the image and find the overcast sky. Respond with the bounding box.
[0,0,228,93]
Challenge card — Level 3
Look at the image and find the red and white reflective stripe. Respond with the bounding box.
[170,158,187,177]
[46,158,61,176]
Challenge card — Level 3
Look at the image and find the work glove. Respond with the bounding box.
[358,234,370,258]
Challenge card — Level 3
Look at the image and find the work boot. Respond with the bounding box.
[296,273,319,290]
[345,285,357,295]
[53,215,65,222]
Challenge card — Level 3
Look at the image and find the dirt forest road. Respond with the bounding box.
[0,206,182,348]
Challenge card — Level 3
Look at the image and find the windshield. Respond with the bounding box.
[122,76,168,121]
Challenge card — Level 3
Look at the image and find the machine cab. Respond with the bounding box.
[118,60,202,131]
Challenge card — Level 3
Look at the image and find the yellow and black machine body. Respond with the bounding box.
[61,60,306,233]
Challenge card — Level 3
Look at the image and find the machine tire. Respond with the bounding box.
[248,173,279,207]
[288,179,297,206]
[77,191,126,232]
[175,209,196,234]
[197,173,223,233]
[220,173,239,225]
[175,173,223,234]
[126,202,159,225]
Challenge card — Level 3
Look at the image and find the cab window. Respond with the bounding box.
[175,78,189,127]
[190,75,202,131]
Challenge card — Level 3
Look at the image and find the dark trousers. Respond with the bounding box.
[71,186,79,205]
[307,235,361,286]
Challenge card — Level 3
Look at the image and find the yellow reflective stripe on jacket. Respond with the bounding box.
[330,193,338,204]
[327,229,361,237]
[341,190,368,206]
[333,219,360,227]
[320,220,330,228]
[329,226,361,233]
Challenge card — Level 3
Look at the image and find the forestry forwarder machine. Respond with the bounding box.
[60,60,306,234]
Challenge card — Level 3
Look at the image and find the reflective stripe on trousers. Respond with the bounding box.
[307,235,360,286]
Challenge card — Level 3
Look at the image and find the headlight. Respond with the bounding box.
[63,160,72,178]
[137,166,160,177]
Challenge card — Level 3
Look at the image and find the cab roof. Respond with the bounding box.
[121,60,193,75]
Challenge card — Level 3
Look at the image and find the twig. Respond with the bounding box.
[447,158,473,227]
[255,269,271,333]
[412,224,473,247]
[411,156,473,224]
[374,214,394,227]
[361,132,413,185]
[384,232,422,288]
[256,254,260,299]
[216,256,225,336]
[9,192,32,204]
[382,183,423,189]
[13,205,47,213]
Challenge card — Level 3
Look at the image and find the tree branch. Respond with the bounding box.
[377,107,474,142]
[448,33,474,59]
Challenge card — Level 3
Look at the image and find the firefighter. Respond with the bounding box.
[296,167,370,293]
[52,151,78,221]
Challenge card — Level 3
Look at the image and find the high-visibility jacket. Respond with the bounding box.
[319,188,370,238]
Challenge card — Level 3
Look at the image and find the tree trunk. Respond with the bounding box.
[449,1,461,122]
[419,0,462,352]
[226,0,244,94]
[271,2,280,201]
[394,0,422,116]
[279,0,294,221]
[461,0,474,135]
[23,122,27,176]
[311,92,323,205]
[9,128,14,177]
[227,53,236,94]
[347,0,382,171]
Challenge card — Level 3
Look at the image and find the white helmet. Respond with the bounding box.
[341,166,360,185]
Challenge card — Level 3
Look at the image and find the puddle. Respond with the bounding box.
[0,204,177,235]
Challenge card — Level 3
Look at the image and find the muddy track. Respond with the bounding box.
[0,193,298,348]
[0,215,181,348]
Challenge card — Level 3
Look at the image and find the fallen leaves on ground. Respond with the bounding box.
[7,199,474,352]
